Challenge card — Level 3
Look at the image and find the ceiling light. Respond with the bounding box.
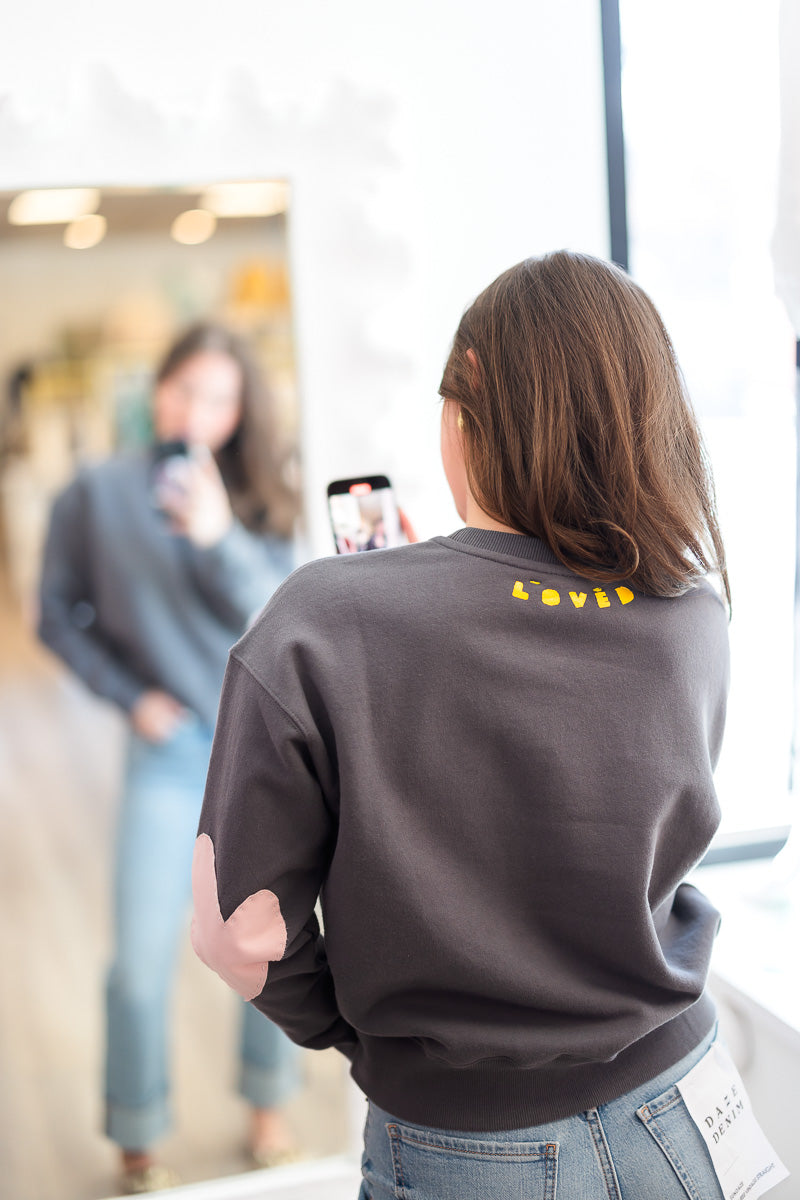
[64,213,107,250]
[8,187,101,225]
[200,181,289,218]
[171,209,217,245]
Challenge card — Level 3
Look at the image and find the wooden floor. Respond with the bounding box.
[0,594,350,1200]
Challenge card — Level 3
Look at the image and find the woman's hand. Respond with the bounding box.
[131,690,187,743]
[160,447,234,548]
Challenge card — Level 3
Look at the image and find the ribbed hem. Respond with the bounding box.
[349,994,716,1132]
[444,528,561,564]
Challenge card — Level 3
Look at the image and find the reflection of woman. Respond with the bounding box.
[192,255,734,1198]
[362,517,387,551]
[38,324,302,1194]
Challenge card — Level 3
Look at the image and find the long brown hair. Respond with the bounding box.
[156,323,300,537]
[439,252,730,606]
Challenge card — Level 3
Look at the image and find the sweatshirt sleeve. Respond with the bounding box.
[186,523,296,629]
[37,478,146,712]
[192,652,358,1057]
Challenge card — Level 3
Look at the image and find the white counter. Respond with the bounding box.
[695,857,800,1200]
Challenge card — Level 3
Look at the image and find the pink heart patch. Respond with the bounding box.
[191,833,287,1001]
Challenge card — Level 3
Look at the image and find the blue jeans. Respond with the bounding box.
[359,1024,724,1200]
[105,717,300,1150]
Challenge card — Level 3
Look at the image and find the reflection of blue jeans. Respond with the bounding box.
[360,1024,724,1200]
[105,718,300,1150]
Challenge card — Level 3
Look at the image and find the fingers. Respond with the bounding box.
[398,507,418,543]
[131,690,187,742]
[190,443,223,482]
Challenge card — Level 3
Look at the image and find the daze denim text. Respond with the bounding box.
[359,1024,725,1200]
[105,717,300,1150]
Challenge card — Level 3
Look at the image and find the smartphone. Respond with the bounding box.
[327,475,404,554]
[151,438,190,515]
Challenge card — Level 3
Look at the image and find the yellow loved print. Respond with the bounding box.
[512,579,635,612]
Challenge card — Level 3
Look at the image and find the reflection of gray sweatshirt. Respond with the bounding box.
[193,528,729,1130]
[38,452,294,727]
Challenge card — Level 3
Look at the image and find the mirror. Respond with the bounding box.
[0,183,351,1198]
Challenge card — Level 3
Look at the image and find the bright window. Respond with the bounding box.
[620,0,796,839]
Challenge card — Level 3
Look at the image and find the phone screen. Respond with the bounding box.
[151,439,190,514]
[327,475,404,554]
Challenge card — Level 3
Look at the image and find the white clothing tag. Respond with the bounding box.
[676,1041,789,1200]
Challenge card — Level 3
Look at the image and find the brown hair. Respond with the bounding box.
[156,322,300,537]
[439,251,729,606]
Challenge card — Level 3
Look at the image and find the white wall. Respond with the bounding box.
[0,0,609,552]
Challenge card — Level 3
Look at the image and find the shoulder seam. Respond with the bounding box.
[230,652,310,739]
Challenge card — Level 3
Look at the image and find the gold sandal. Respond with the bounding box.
[250,1145,304,1170]
[119,1163,181,1194]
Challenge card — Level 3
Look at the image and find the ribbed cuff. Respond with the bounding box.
[239,1055,302,1109]
[105,1093,171,1150]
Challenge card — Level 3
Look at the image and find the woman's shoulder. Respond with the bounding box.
[48,453,148,525]
[276,539,442,597]
[59,450,148,498]
[238,541,442,639]
[231,542,445,697]
[670,575,729,632]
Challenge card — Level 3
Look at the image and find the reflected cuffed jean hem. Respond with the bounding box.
[239,1056,302,1110]
[105,1093,171,1151]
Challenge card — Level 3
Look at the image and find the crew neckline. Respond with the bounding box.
[446,527,561,564]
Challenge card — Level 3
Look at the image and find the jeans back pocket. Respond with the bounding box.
[387,1122,558,1200]
[637,1084,724,1200]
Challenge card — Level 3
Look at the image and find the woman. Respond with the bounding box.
[39,323,302,1194]
[191,254,736,1198]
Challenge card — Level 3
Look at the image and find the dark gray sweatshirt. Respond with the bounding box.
[192,528,729,1130]
[38,452,294,726]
